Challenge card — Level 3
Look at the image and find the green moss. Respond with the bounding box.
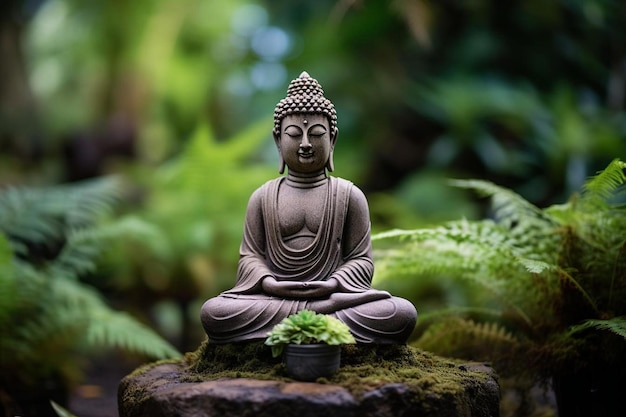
[182,340,285,381]
[120,341,499,416]
[179,340,493,400]
[126,357,183,379]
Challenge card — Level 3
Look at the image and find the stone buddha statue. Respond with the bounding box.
[201,72,417,344]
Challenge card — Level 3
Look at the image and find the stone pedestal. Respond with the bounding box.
[119,343,500,417]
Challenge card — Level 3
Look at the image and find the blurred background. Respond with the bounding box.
[1,0,625,415]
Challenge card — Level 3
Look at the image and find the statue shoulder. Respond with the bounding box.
[331,176,353,189]
[246,177,282,212]
[330,176,369,215]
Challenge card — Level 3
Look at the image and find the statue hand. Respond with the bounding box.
[306,289,391,314]
[261,277,338,299]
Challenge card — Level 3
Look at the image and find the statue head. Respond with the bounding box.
[273,72,338,174]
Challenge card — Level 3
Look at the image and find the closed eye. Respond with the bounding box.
[308,125,327,137]
[285,126,303,137]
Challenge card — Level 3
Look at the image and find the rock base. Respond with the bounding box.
[119,343,500,417]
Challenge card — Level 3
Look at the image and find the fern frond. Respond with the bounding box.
[22,273,181,360]
[1,261,82,375]
[516,258,555,274]
[376,158,625,382]
[449,179,548,225]
[581,159,626,209]
[48,216,171,280]
[84,310,181,359]
[371,228,427,241]
[415,317,518,360]
[159,119,272,187]
[375,220,519,282]
[0,179,180,386]
[568,316,626,340]
[416,306,505,328]
[374,219,540,326]
[42,264,180,359]
[517,256,599,317]
[450,179,562,260]
[0,177,121,254]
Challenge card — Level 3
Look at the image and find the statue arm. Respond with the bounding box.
[330,185,381,293]
[307,186,390,313]
[225,187,274,294]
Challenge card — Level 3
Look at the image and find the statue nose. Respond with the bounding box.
[300,136,312,151]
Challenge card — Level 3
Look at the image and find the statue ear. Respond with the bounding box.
[326,128,338,172]
[273,131,285,174]
[278,155,286,174]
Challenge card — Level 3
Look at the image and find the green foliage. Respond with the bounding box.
[0,178,180,391]
[373,158,626,381]
[417,317,517,361]
[270,0,626,209]
[569,316,626,340]
[119,119,275,297]
[51,401,77,417]
[410,78,626,202]
[25,0,251,143]
[265,310,356,357]
[0,178,119,256]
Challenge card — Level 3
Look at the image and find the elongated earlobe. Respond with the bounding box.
[278,154,285,174]
[326,149,335,172]
[326,128,338,172]
[274,132,285,174]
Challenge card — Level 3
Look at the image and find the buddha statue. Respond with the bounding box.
[201,72,417,344]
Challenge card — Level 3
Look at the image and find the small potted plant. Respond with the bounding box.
[265,309,356,381]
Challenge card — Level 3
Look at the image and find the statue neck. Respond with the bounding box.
[285,170,327,189]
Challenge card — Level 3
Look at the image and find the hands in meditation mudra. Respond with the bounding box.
[201,72,417,344]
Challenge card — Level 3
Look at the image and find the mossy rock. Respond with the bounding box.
[119,341,499,417]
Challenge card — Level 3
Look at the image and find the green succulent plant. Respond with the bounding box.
[264,310,356,357]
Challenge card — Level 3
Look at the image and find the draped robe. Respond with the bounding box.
[201,176,417,343]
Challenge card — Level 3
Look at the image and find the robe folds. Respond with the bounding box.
[201,176,417,344]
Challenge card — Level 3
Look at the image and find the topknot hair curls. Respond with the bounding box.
[273,71,337,137]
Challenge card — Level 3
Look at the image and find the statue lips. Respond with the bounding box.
[297,150,314,160]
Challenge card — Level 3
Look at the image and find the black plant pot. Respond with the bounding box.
[284,344,341,381]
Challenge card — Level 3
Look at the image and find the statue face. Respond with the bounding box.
[277,113,335,174]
